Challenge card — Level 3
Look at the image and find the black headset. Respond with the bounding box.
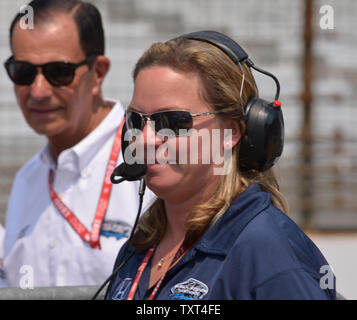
[176,30,284,172]
[116,30,284,175]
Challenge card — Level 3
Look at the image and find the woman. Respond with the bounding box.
[107,31,335,300]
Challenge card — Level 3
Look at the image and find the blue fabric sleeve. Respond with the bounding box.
[253,269,333,300]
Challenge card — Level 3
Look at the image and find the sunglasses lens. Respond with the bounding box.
[5,61,36,85]
[44,63,74,86]
[126,110,193,136]
[154,111,193,136]
[126,111,143,130]
[5,59,77,86]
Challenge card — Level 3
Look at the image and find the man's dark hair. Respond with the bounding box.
[9,0,105,56]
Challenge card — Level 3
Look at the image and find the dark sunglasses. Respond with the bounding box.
[125,109,219,136]
[4,54,97,87]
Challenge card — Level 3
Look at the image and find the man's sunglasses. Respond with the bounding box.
[4,54,97,87]
[125,109,219,136]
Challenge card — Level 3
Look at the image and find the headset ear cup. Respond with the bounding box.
[174,30,284,171]
[239,98,264,171]
[239,97,284,171]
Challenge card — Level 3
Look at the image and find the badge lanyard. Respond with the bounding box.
[127,243,189,300]
[48,119,125,249]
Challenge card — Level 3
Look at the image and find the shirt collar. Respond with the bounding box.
[195,184,271,256]
[38,100,124,173]
[73,100,124,173]
[39,142,56,170]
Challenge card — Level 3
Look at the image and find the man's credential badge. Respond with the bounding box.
[170,278,209,300]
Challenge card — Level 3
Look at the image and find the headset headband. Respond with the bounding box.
[174,30,280,101]
[177,30,249,64]
[173,30,284,172]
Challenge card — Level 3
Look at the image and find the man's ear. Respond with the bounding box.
[91,55,110,96]
[223,119,241,150]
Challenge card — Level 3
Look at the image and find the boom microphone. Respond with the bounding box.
[92,162,147,300]
[92,122,149,300]
[110,163,147,184]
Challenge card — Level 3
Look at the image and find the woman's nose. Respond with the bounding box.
[142,119,162,145]
[141,120,162,163]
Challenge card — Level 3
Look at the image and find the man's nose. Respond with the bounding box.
[29,70,53,101]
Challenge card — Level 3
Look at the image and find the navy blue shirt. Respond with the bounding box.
[107,184,336,300]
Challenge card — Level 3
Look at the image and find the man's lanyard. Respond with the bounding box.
[48,119,125,249]
[127,243,189,300]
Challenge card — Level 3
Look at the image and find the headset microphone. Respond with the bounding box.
[92,122,147,300]
[110,121,147,189]
[110,120,147,184]
[110,162,147,184]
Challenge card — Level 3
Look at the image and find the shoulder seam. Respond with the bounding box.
[252,267,317,293]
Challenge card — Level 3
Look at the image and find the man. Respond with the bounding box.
[1,0,153,287]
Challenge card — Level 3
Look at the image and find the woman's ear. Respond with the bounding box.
[91,55,110,96]
[223,119,241,150]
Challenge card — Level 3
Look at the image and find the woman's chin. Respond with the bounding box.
[146,184,171,199]
[145,174,177,199]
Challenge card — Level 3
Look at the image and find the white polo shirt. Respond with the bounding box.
[1,101,154,288]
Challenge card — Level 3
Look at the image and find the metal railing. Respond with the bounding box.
[0,286,346,300]
[0,286,105,300]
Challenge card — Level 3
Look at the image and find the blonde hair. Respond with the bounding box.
[129,38,289,250]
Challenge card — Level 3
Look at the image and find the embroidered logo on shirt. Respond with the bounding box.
[170,278,209,300]
[112,278,132,300]
[100,221,131,240]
